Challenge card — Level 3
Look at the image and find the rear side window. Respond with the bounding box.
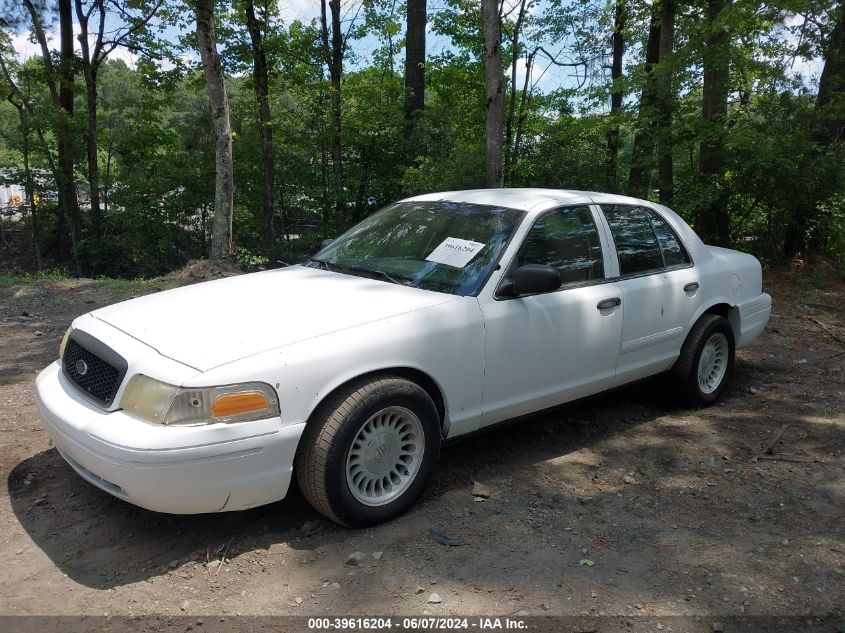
[602,205,663,275]
[516,206,604,284]
[602,205,690,275]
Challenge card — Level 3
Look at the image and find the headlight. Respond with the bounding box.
[120,374,280,426]
[59,328,72,359]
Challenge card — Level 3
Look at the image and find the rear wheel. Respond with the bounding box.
[670,314,735,406]
[295,376,440,527]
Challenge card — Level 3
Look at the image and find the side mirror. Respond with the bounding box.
[320,238,335,249]
[499,264,561,297]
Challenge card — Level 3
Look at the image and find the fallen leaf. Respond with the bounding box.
[430,528,462,547]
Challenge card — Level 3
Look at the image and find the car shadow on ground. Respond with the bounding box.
[6,377,679,591]
[7,447,318,590]
[9,361,842,607]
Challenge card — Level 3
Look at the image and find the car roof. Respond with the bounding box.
[403,188,653,212]
[403,188,707,259]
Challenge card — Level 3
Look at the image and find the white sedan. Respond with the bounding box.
[36,189,772,526]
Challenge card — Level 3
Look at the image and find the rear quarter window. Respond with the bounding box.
[645,208,691,267]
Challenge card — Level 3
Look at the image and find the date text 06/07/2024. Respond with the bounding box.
[306,617,528,630]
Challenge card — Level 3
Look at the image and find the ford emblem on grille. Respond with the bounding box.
[75,359,89,376]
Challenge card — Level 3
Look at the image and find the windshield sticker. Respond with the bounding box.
[425,237,485,268]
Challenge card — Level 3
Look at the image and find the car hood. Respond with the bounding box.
[92,266,457,372]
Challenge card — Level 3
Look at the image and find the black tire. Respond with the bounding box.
[295,376,441,528]
[670,313,736,406]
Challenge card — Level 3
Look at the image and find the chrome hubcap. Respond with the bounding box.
[346,406,424,506]
[698,332,729,394]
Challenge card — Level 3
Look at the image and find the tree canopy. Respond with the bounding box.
[0,0,843,277]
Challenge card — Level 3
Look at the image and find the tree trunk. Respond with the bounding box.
[511,50,535,185]
[482,0,504,188]
[21,0,83,271]
[76,0,161,243]
[0,51,41,268]
[354,146,371,223]
[57,0,84,273]
[627,1,661,199]
[200,204,208,257]
[696,0,731,247]
[8,97,42,269]
[75,0,104,236]
[783,2,845,256]
[196,0,234,259]
[504,0,528,185]
[244,0,275,248]
[84,72,102,230]
[25,123,42,269]
[105,143,113,216]
[655,0,675,204]
[606,0,625,193]
[321,0,345,225]
[404,0,426,164]
[20,0,92,274]
[815,1,845,117]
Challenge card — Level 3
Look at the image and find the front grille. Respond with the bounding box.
[63,339,122,405]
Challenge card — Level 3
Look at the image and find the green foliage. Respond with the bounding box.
[811,195,845,273]
[0,267,72,286]
[233,246,270,271]
[523,108,613,191]
[0,0,843,278]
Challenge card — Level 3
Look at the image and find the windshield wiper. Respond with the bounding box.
[347,266,414,286]
[310,258,332,270]
[311,259,413,286]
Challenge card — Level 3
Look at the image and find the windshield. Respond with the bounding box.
[307,201,525,296]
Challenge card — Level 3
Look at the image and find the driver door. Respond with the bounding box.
[478,205,624,427]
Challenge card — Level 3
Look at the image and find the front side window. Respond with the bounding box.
[309,201,524,296]
[513,206,604,285]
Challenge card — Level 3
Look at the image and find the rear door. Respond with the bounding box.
[478,205,624,427]
[597,204,702,385]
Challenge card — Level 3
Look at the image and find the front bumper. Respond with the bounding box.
[35,361,305,514]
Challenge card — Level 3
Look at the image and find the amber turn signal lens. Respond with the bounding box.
[211,391,270,419]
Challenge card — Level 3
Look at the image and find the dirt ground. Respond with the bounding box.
[0,263,843,630]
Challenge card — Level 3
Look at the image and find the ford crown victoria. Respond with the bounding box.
[35,189,772,526]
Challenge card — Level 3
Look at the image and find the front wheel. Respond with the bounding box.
[295,376,441,527]
[670,314,735,406]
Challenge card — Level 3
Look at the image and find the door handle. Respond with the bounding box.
[597,297,622,310]
[684,282,700,292]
